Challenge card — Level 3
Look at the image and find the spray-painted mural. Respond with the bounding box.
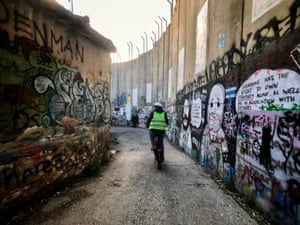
[0,1,111,142]
[0,0,114,211]
[171,1,300,224]
[235,69,300,222]
[201,84,229,176]
[109,0,300,223]
[34,69,111,126]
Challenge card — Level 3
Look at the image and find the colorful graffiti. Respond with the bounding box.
[201,84,229,176]
[0,1,110,142]
[235,69,300,221]
[0,0,112,212]
[34,69,110,126]
[171,1,300,223]
[0,125,110,209]
[175,63,300,225]
[174,66,300,224]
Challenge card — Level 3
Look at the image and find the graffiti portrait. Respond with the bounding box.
[201,83,228,175]
[179,99,192,155]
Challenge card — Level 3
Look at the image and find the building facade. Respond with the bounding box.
[0,0,115,211]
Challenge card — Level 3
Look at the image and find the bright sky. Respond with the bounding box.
[56,0,171,62]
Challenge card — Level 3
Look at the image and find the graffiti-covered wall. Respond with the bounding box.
[111,0,300,224]
[175,1,300,224]
[0,0,115,211]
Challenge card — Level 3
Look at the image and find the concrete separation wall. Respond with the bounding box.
[111,0,300,224]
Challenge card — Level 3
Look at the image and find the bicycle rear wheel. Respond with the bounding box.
[156,149,163,170]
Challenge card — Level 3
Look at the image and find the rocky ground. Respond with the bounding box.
[3,126,274,225]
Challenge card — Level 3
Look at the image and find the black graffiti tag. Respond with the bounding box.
[275,112,300,174]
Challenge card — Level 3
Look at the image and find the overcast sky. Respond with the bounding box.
[56,0,171,62]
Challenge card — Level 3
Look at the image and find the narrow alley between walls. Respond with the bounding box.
[9,126,273,225]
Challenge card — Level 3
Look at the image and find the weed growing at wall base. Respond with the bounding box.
[82,152,112,177]
[224,181,238,193]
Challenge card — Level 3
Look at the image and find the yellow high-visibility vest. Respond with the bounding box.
[149,112,168,131]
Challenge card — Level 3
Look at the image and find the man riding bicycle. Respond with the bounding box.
[146,102,169,161]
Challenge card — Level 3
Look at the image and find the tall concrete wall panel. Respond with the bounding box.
[111,0,300,224]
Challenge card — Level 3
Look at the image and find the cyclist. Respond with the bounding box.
[146,102,168,161]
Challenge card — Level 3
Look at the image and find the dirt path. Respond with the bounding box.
[18,126,262,225]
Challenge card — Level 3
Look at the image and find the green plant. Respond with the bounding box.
[100,152,112,166]
[241,187,264,213]
[82,152,112,177]
[82,160,102,177]
[242,188,256,207]
[224,181,238,193]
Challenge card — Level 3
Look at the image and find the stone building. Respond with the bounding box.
[0,0,115,211]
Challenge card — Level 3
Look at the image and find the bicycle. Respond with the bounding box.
[151,134,164,170]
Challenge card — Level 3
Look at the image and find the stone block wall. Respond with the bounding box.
[0,0,115,211]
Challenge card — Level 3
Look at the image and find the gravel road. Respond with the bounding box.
[17,126,262,225]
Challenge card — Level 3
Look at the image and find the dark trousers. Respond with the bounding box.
[149,130,165,160]
[149,130,164,148]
